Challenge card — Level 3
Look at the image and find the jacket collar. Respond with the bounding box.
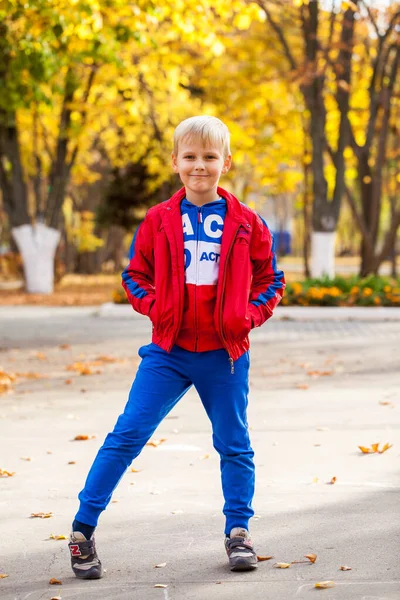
[164,186,246,224]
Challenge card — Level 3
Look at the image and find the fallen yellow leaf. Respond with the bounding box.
[359,443,392,454]
[273,562,291,569]
[20,456,32,461]
[379,442,393,454]
[296,383,309,390]
[31,512,53,519]
[67,461,76,465]
[66,362,94,375]
[64,379,72,385]
[307,370,334,377]
[59,344,70,349]
[95,355,120,363]
[16,372,48,380]
[130,467,141,473]
[312,477,319,484]
[257,555,274,562]
[328,477,337,485]
[35,352,47,360]
[200,454,210,459]
[0,574,8,578]
[305,554,317,563]
[72,435,96,441]
[315,581,335,588]
[359,445,374,454]
[49,578,62,585]
[379,400,394,407]
[49,534,67,540]
[0,469,15,477]
[340,565,352,571]
[146,438,167,448]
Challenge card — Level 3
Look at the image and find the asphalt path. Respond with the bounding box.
[0,307,399,600]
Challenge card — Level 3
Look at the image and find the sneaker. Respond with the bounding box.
[225,527,258,571]
[69,531,104,579]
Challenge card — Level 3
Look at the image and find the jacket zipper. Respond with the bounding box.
[194,208,202,351]
[219,223,241,374]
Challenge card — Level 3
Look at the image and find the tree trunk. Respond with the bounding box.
[12,224,60,293]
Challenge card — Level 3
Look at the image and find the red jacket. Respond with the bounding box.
[122,186,285,364]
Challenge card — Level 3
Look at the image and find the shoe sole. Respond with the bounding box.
[72,566,104,579]
[230,561,258,572]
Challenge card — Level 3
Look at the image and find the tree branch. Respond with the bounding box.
[67,64,98,174]
[255,0,298,71]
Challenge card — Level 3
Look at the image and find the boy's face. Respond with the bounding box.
[172,137,231,205]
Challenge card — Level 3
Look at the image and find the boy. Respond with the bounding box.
[69,116,285,578]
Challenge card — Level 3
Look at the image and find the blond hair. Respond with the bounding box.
[173,116,231,158]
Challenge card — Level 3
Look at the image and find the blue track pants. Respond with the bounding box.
[75,343,255,535]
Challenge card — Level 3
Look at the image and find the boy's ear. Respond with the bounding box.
[171,152,179,173]
[222,154,232,174]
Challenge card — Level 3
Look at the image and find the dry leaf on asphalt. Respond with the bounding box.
[66,363,94,376]
[72,435,96,441]
[305,554,317,563]
[307,370,334,377]
[0,369,15,393]
[379,442,393,453]
[59,344,70,349]
[95,355,121,363]
[295,384,309,390]
[312,477,319,484]
[273,562,291,568]
[201,454,210,459]
[20,456,32,461]
[154,584,168,588]
[64,379,72,385]
[327,477,337,485]
[359,443,392,454]
[146,438,167,448]
[49,578,62,585]
[0,469,15,477]
[315,581,336,589]
[359,445,374,454]
[16,372,48,380]
[0,574,8,578]
[154,562,167,568]
[49,534,67,540]
[130,467,141,473]
[257,555,274,562]
[379,400,395,407]
[291,554,317,565]
[340,565,352,571]
[31,512,53,519]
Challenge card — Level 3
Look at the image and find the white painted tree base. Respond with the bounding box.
[311,231,336,279]
[12,224,61,294]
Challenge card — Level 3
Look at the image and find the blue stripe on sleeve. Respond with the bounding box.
[122,223,149,299]
[251,218,285,307]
